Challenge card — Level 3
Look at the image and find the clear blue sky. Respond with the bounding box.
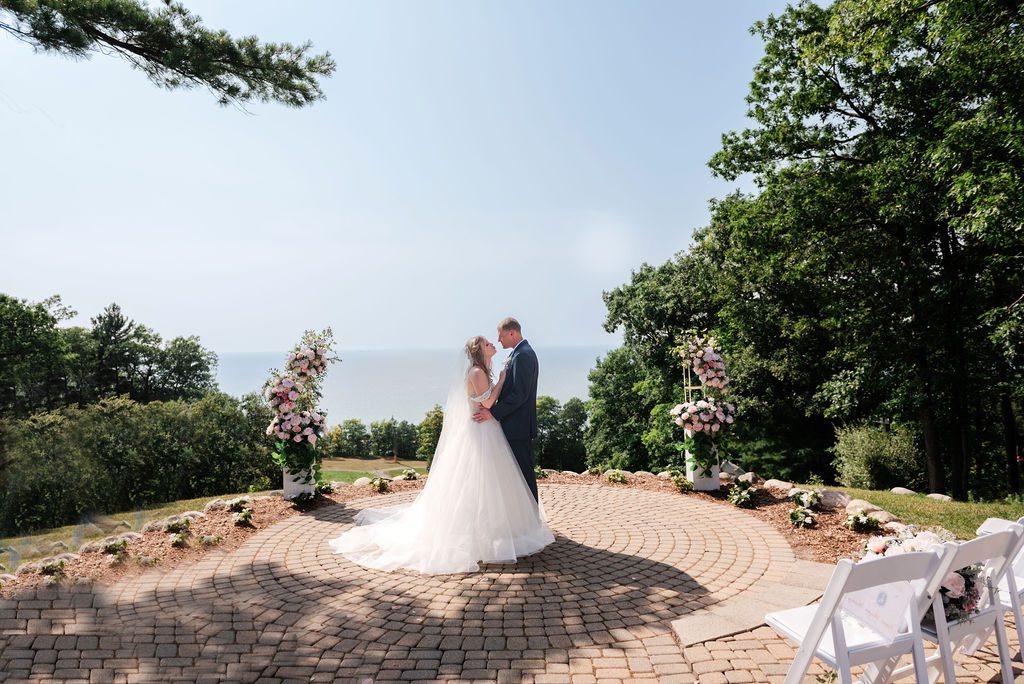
[0,0,788,352]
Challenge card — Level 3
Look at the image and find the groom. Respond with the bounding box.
[473,317,540,501]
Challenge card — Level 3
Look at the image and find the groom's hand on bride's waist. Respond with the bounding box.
[472,408,493,423]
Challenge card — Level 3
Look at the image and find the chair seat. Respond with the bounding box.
[767,605,912,665]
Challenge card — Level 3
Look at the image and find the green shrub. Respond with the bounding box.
[233,509,253,525]
[605,470,629,484]
[671,474,694,493]
[0,392,279,536]
[845,512,882,532]
[103,539,129,557]
[164,518,191,534]
[728,481,755,508]
[789,506,816,528]
[39,559,66,577]
[831,424,923,490]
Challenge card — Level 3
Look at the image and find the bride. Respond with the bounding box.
[327,335,555,574]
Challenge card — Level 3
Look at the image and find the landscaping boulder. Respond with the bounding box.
[867,510,897,525]
[883,521,908,534]
[560,471,579,476]
[91,516,132,533]
[737,472,764,485]
[927,493,953,502]
[719,471,736,485]
[41,541,68,555]
[0,573,16,584]
[633,470,655,478]
[204,499,229,512]
[818,490,851,511]
[890,487,917,495]
[330,480,350,488]
[542,468,559,476]
[77,523,105,538]
[763,479,793,493]
[720,460,746,476]
[353,477,372,487]
[16,563,40,575]
[179,511,206,521]
[846,499,882,515]
[656,471,674,479]
[47,553,80,564]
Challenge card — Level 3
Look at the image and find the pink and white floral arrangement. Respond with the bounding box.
[669,332,736,478]
[263,329,337,489]
[861,526,983,622]
[680,335,730,390]
[670,397,736,434]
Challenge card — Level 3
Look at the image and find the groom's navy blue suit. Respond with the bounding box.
[490,340,540,501]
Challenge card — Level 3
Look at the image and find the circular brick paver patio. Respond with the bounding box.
[0,484,798,683]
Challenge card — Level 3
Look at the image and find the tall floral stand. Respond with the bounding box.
[684,429,721,490]
[282,468,314,500]
[685,460,721,490]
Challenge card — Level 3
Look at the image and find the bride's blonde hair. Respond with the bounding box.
[465,335,492,379]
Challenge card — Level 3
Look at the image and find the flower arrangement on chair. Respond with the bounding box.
[264,329,337,499]
[860,527,983,623]
[669,333,736,489]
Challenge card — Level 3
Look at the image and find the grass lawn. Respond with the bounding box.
[322,457,426,472]
[0,490,276,567]
[321,470,375,483]
[830,486,1024,539]
[2,460,429,569]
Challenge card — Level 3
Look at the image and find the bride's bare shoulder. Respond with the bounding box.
[466,366,489,392]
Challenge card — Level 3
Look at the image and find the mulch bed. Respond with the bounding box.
[1,472,870,597]
[0,480,425,598]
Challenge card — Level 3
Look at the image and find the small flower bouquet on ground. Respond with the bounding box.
[727,480,755,508]
[845,511,881,532]
[789,506,816,528]
[860,527,983,623]
[789,488,821,510]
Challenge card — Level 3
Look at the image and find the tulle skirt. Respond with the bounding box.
[328,419,554,574]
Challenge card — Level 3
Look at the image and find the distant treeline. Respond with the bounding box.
[322,396,588,473]
[0,293,592,535]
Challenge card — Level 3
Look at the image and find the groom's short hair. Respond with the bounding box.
[499,317,521,333]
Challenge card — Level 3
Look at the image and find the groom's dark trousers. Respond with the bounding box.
[489,340,540,502]
[507,439,538,502]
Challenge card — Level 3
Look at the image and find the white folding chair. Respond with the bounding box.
[766,548,953,684]
[977,516,1024,656]
[911,526,1024,684]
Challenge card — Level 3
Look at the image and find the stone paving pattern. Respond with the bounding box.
[0,483,1022,683]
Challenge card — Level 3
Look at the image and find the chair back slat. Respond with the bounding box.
[944,529,1019,602]
[842,551,942,594]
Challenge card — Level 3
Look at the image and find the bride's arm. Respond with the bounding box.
[468,367,506,409]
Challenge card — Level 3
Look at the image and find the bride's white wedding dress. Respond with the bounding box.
[327,369,554,574]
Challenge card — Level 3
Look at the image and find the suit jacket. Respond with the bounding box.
[490,340,539,440]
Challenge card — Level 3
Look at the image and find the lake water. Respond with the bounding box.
[216,346,612,425]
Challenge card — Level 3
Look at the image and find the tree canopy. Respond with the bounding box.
[0,294,218,417]
[589,0,1024,499]
[0,0,335,106]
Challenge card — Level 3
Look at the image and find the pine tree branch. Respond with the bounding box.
[0,0,334,107]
